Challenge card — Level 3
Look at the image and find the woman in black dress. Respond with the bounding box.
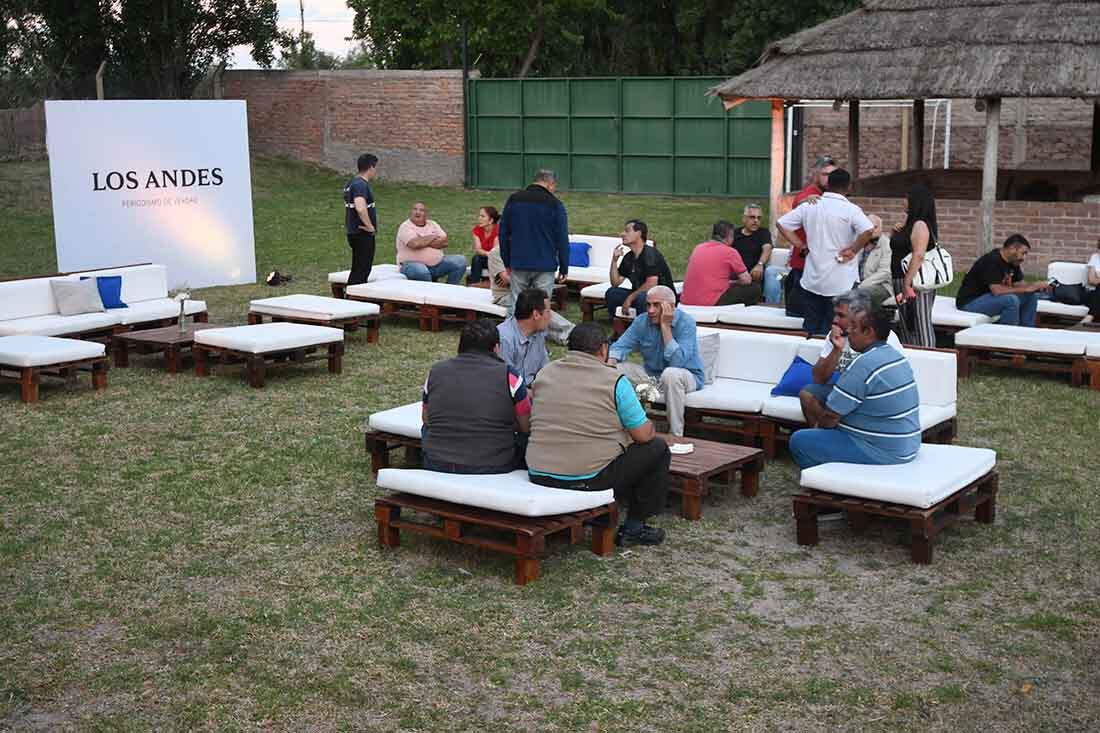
[890,185,939,347]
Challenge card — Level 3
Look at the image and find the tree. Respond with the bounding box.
[279,30,341,70]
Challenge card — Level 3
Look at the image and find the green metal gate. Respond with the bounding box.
[466,77,771,197]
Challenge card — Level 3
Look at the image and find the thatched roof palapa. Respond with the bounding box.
[711,0,1100,103]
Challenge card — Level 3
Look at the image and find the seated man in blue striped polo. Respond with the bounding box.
[790,302,921,469]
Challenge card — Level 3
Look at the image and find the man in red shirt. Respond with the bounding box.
[781,155,836,316]
[680,220,754,306]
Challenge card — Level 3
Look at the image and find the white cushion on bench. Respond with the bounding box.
[1037,300,1089,318]
[377,468,615,517]
[716,330,803,382]
[328,264,406,285]
[78,264,168,304]
[718,305,805,330]
[1088,344,1100,358]
[761,397,955,433]
[799,443,996,509]
[954,323,1089,355]
[580,280,632,299]
[424,284,508,317]
[250,294,380,321]
[194,322,343,353]
[684,378,774,413]
[905,348,957,406]
[0,335,106,367]
[0,278,62,321]
[346,279,435,304]
[369,401,423,438]
[1048,261,1089,285]
[116,298,207,325]
[0,311,122,337]
[933,296,995,328]
[564,266,608,285]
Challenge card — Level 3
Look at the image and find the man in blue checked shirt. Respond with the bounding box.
[791,302,921,468]
[608,285,704,437]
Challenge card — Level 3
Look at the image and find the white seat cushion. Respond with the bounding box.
[0,335,106,367]
[679,304,744,324]
[424,284,508,317]
[564,266,609,285]
[954,323,1089,355]
[346,279,435,304]
[0,311,122,336]
[377,468,615,517]
[116,298,207,326]
[761,395,805,422]
[1088,344,1100,358]
[194,323,343,353]
[580,280,634,299]
[933,295,995,328]
[718,305,805,330]
[1037,300,1089,318]
[328,264,406,284]
[683,378,774,413]
[1048,261,1088,285]
[799,443,996,509]
[919,402,957,431]
[368,401,423,438]
[250,294,380,321]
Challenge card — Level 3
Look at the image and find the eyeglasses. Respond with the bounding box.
[745,215,761,220]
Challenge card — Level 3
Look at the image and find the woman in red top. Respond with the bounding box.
[470,205,500,283]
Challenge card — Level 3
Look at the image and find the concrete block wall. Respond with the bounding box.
[222,69,469,185]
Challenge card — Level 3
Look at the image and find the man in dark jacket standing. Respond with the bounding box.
[498,169,570,314]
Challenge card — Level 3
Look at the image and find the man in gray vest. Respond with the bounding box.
[527,323,671,546]
[422,319,532,474]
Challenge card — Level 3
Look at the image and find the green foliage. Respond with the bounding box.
[278,30,341,71]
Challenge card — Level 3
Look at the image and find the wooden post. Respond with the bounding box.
[95,61,106,100]
[847,99,860,181]
[1092,101,1100,174]
[769,99,785,230]
[980,98,1001,256]
[912,99,925,170]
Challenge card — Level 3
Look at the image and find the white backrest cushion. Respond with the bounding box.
[570,234,655,270]
[0,278,61,320]
[1047,261,1088,285]
[81,265,168,303]
[903,348,957,406]
[698,331,721,384]
[717,330,803,383]
[797,338,825,364]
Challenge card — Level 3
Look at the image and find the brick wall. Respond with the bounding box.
[803,98,1096,181]
[222,69,469,186]
[850,196,1100,273]
[0,102,46,160]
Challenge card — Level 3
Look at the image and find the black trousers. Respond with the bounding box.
[716,282,762,306]
[784,268,805,317]
[347,232,376,286]
[1088,288,1100,318]
[470,255,489,282]
[530,438,670,521]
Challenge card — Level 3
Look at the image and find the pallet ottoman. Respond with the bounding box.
[0,335,108,403]
[248,293,381,342]
[793,443,998,564]
[955,323,1100,389]
[374,468,618,585]
[193,322,345,388]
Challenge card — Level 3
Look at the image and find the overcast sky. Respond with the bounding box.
[229,0,357,69]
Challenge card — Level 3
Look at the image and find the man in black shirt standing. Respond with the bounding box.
[956,233,1049,327]
[606,219,675,320]
[344,153,379,287]
[731,203,773,305]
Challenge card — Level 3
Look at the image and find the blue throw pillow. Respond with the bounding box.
[770,356,836,397]
[569,241,591,268]
[81,275,128,309]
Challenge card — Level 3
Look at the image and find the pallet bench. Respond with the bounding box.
[0,335,109,403]
[374,469,618,585]
[954,323,1100,389]
[248,294,381,343]
[792,444,998,564]
[193,323,345,388]
[346,281,508,332]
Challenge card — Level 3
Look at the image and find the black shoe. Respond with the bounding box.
[616,524,666,546]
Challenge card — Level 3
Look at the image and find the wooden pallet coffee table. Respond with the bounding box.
[112,322,222,374]
[662,434,765,520]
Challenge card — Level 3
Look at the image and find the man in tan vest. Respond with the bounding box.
[527,323,671,546]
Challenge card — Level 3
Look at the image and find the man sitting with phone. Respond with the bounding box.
[608,285,704,437]
[605,219,675,322]
[488,241,574,345]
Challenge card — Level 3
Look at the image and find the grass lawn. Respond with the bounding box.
[2,156,1098,731]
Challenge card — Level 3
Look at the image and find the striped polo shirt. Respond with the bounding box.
[825,341,921,463]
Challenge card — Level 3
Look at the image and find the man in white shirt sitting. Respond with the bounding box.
[396,202,467,284]
[777,169,876,336]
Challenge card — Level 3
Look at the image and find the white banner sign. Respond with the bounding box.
[45,100,256,289]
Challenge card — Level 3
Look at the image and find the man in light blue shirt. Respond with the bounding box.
[609,285,704,436]
[497,288,552,389]
[791,303,921,469]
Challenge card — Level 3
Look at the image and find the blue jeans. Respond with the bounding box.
[961,292,1040,327]
[763,267,783,304]
[799,287,835,336]
[790,428,885,469]
[606,287,647,319]
[401,255,467,285]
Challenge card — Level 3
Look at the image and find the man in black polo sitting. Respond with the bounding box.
[421,319,531,474]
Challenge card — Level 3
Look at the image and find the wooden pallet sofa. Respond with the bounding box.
[345,279,507,331]
[0,335,109,403]
[681,328,958,457]
[248,293,382,343]
[193,323,345,388]
[0,264,208,344]
[327,264,406,299]
[1036,262,1092,327]
[374,468,617,584]
[611,303,808,339]
[954,323,1100,389]
[793,443,998,564]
